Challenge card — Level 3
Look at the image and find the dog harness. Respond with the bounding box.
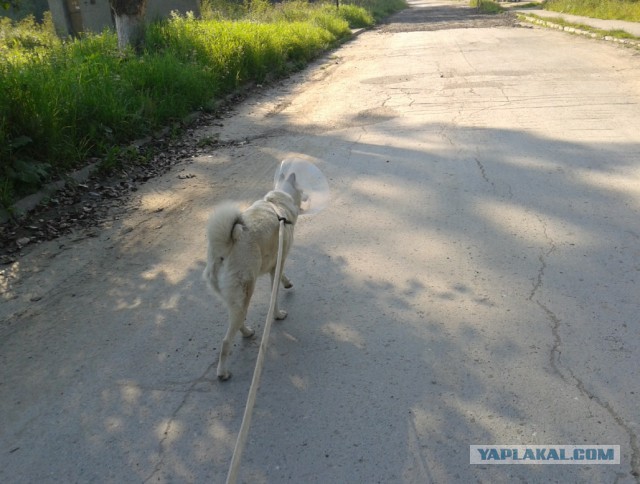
[267,202,293,225]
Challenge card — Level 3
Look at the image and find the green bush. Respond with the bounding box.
[345,0,407,19]
[335,4,375,28]
[0,12,59,52]
[469,0,504,14]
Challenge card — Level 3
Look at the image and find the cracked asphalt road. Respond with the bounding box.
[2,0,640,482]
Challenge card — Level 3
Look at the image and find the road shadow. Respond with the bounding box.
[229,117,638,481]
[2,116,637,483]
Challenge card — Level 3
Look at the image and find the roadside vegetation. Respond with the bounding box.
[544,0,640,22]
[518,0,640,43]
[0,0,405,211]
[470,1,504,14]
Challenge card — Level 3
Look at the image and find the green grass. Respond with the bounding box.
[544,0,640,22]
[344,0,407,19]
[0,0,406,209]
[470,0,505,14]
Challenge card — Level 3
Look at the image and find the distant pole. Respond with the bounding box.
[336,0,339,9]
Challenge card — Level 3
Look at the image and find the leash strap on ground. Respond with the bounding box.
[226,218,286,484]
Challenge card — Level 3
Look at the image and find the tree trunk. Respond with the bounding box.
[114,12,145,51]
[110,0,147,51]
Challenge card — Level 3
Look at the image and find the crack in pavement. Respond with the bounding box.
[466,158,636,472]
[535,299,563,379]
[473,155,513,200]
[530,215,640,480]
[565,365,640,480]
[143,362,218,483]
[528,215,557,302]
[474,156,492,187]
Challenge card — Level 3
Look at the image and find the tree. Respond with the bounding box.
[110,0,147,51]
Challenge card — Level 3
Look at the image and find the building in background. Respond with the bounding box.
[46,0,200,37]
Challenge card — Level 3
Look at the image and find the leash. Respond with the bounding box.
[226,216,287,484]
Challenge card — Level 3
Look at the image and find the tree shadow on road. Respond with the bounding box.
[1,113,638,481]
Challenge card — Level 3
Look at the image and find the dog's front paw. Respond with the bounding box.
[240,326,255,338]
[281,274,293,289]
[275,310,288,320]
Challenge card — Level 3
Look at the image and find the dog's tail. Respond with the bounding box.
[203,202,245,287]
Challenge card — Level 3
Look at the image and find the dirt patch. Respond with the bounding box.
[0,110,242,265]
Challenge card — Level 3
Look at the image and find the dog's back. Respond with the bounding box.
[203,198,291,296]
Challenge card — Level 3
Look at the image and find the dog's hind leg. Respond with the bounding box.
[270,269,288,320]
[217,306,255,381]
[281,273,293,289]
[217,283,256,381]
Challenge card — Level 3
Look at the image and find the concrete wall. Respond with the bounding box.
[146,0,200,22]
[81,0,113,32]
[47,0,200,37]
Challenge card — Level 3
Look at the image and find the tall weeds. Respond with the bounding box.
[0,0,405,207]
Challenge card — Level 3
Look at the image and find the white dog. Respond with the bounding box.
[203,172,303,381]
